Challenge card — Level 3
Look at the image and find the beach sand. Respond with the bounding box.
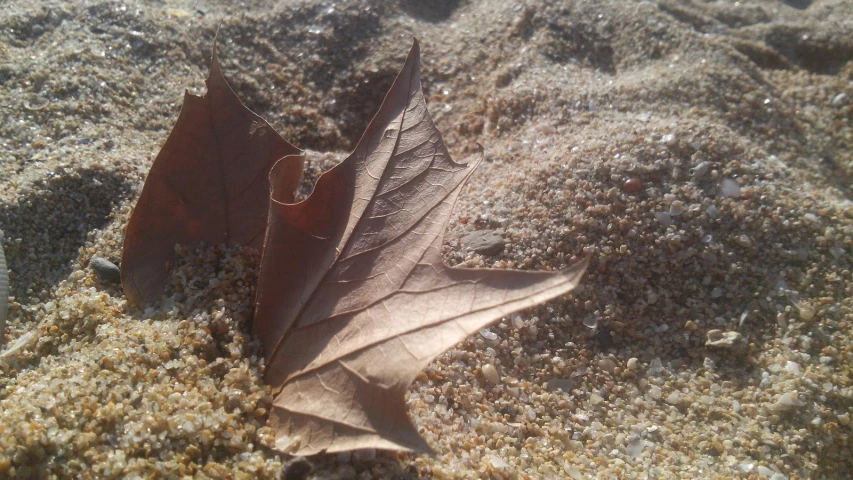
[0,0,851,478]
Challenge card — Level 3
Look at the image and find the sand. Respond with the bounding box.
[0,0,851,478]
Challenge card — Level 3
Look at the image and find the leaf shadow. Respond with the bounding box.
[0,168,132,304]
[398,0,464,23]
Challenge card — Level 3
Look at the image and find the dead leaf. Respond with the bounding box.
[121,43,303,307]
[254,40,589,455]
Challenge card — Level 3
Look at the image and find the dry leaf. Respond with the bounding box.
[121,43,303,307]
[254,40,589,455]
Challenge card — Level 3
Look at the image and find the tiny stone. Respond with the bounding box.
[485,454,510,471]
[90,256,121,283]
[705,329,748,355]
[622,177,643,194]
[668,200,685,216]
[479,328,499,342]
[720,178,741,198]
[654,211,672,227]
[461,230,506,255]
[648,386,662,400]
[598,358,617,373]
[771,391,805,412]
[785,361,801,376]
[626,357,639,370]
[689,161,710,179]
[626,437,645,458]
[482,363,500,384]
[582,316,598,329]
[564,463,583,480]
[646,291,658,304]
[648,358,664,375]
[831,92,848,106]
[797,301,815,321]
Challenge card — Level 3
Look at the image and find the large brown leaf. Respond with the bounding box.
[121,44,303,307]
[254,40,589,455]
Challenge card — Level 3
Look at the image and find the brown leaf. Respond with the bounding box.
[121,43,303,307]
[254,40,589,455]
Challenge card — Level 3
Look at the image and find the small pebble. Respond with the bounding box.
[622,177,643,194]
[90,256,121,283]
[771,391,805,412]
[705,329,748,355]
[461,230,506,255]
[481,363,500,384]
[720,178,741,198]
[582,316,598,329]
[598,358,617,373]
[831,92,847,106]
[689,161,710,179]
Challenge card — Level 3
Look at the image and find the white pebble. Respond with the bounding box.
[648,386,662,401]
[563,463,583,480]
[479,328,499,342]
[626,357,639,370]
[626,437,645,458]
[785,361,801,376]
[666,392,682,405]
[648,358,664,376]
[705,204,719,218]
[482,363,500,384]
[646,291,658,304]
[720,178,741,197]
[485,454,510,471]
[771,391,805,411]
[797,302,815,321]
[669,200,685,216]
[598,358,617,373]
[583,316,598,329]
